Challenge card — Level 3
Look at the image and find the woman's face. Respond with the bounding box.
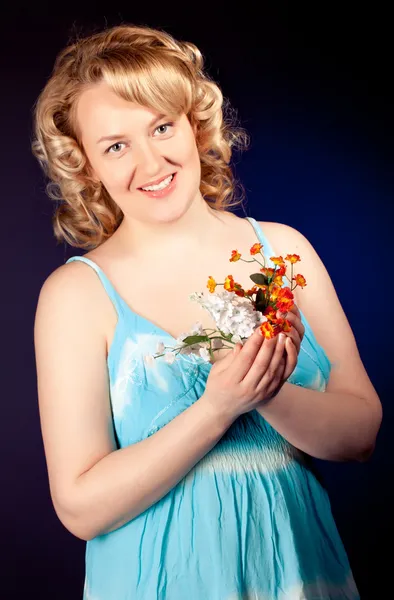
[75,80,202,225]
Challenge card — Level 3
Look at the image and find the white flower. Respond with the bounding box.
[153,289,268,364]
[144,354,156,367]
[188,292,203,302]
[211,337,224,350]
[199,347,211,362]
[175,332,188,346]
[179,343,201,356]
[190,321,204,335]
[155,341,165,354]
[190,289,263,341]
[164,352,176,364]
[257,312,268,324]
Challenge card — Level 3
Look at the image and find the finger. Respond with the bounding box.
[291,307,305,339]
[283,338,298,379]
[285,327,301,354]
[244,332,286,389]
[265,356,287,399]
[279,310,304,336]
[288,303,301,318]
[279,304,302,322]
[233,342,243,356]
[278,312,304,350]
[290,313,305,340]
[232,327,266,381]
[276,304,298,318]
[213,340,243,373]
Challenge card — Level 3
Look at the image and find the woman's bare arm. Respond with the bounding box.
[34,263,232,542]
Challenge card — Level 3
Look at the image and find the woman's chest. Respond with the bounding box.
[92,220,299,364]
[107,256,269,362]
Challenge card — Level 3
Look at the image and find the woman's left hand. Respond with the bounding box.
[277,303,305,356]
[257,303,305,403]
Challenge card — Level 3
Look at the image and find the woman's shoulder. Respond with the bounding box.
[242,216,316,310]
[239,215,290,255]
[252,219,310,260]
[254,219,293,242]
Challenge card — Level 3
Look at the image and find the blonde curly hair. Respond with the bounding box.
[31,24,250,250]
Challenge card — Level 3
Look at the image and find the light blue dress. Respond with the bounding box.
[66,216,360,599]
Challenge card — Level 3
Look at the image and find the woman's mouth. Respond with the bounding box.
[138,173,177,198]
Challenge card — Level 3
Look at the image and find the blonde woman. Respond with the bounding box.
[32,23,381,599]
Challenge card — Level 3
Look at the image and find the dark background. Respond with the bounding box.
[1,2,392,598]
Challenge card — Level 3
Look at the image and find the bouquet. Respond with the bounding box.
[145,241,306,365]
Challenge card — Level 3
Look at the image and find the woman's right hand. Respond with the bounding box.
[201,328,297,424]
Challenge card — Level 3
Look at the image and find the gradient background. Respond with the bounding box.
[2,3,392,599]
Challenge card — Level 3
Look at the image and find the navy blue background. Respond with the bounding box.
[2,3,392,598]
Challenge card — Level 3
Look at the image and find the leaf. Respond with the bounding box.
[218,330,233,341]
[254,288,268,313]
[250,272,269,286]
[182,335,210,345]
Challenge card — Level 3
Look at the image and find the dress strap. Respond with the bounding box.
[65,256,125,319]
[245,218,332,373]
[245,217,278,267]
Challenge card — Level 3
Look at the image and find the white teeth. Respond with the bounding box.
[141,174,174,191]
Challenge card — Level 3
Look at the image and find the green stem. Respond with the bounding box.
[208,337,214,360]
[240,256,265,268]
[208,334,233,341]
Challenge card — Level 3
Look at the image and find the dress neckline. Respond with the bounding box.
[67,216,268,349]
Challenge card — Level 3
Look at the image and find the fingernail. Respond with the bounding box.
[279,333,285,343]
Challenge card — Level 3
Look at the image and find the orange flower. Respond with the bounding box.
[260,267,275,279]
[294,273,307,288]
[268,284,281,303]
[276,287,294,312]
[224,275,235,292]
[250,243,263,255]
[207,276,217,293]
[245,286,258,296]
[278,286,293,299]
[270,256,285,266]
[234,284,246,297]
[285,253,301,264]
[264,306,277,320]
[230,250,241,262]
[273,274,284,287]
[260,320,276,339]
[280,319,292,333]
[203,246,304,343]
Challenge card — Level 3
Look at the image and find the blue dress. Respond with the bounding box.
[66,216,359,599]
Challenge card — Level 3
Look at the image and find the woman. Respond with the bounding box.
[32,23,381,599]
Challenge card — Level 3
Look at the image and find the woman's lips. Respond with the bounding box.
[138,172,177,198]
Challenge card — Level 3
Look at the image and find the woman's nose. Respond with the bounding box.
[133,141,161,173]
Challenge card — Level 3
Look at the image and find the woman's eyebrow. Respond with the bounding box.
[96,114,166,144]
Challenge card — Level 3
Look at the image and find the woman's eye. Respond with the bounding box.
[105,123,174,154]
[106,142,126,154]
[155,122,174,135]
